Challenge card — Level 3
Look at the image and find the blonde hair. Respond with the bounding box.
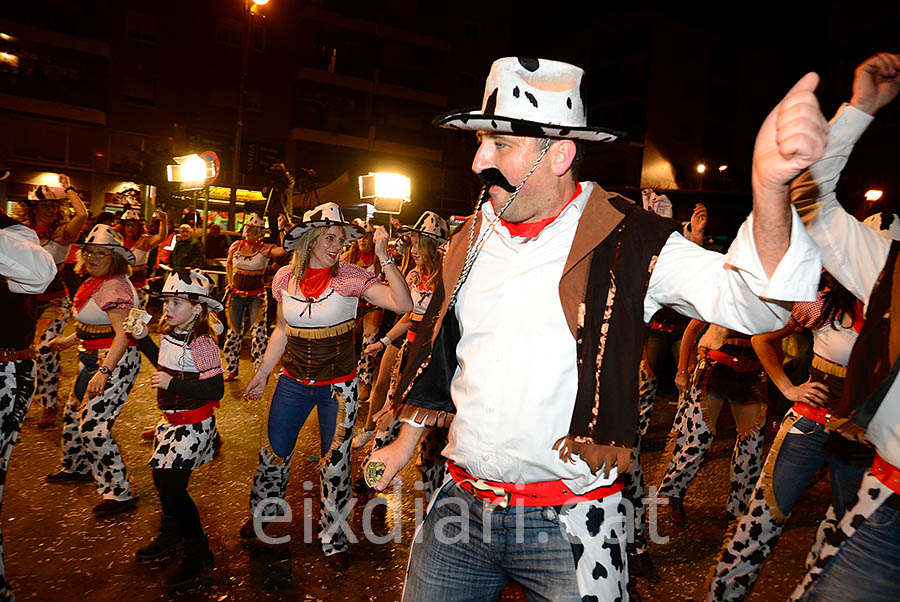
[412,233,441,291]
[290,226,341,290]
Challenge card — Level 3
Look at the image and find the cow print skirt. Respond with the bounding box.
[148,414,217,471]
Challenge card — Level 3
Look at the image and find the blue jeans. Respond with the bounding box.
[803,501,900,602]
[229,293,263,333]
[73,351,99,402]
[267,374,339,458]
[772,415,868,518]
[403,481,581,602]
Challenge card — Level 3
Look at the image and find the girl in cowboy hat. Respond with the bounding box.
[131,269,225,591]
[240,202,411,570]
[342,219,382,402]
[223,213,288,381]
[11,174,88,428]
[45,224,141,517]
[119,205,169,308]
[359,212,450,499]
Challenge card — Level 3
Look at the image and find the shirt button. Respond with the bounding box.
[482,453,491,462]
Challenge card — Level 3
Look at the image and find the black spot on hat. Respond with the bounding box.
[567,97,572,109]
[524,91,538,109]
[512,86,520,98]
[491,120,497,128]
[510,121,545,137]
[579,73,588,118]
[308,209,323,221]
[484,88,499,115]
[518,57,540,72]
[558,129,570,136]
[881,213,895,230]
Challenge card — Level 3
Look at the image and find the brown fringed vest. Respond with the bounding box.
[392,187,677,469]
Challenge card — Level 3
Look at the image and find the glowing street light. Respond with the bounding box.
[865,189,884,202]
[718,165,728,172]
[167,154,211,186]
[696,163,707,174]
[359,172,412,214]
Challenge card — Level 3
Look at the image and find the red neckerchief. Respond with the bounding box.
[300,267,333,299]
[33,224,51,241]
[853,300,865,334]
[74,276,111,312]
[499,183,582,239]
[123,236,139,250]
[358,249,375,266]
[238,239,264,255]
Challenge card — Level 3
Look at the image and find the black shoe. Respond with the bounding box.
[239,516,275,540]
[136,516,183,561]
[628,549,660,583]
[165,534,214,591]
[325,550,350,571]
[45,470,92,484]
[668,496,686,525]
[93,498,137,517]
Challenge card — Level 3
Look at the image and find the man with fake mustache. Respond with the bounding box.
[367,57,824,600]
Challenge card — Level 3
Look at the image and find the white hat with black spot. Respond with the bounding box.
[401,211,450,242]
[863,212,900,241]
[282,202,366,252]
[74,223,136,264]
[26,184,67,202]
[154,268,224,311]
[434,57,622,142]
[120,206,141,221]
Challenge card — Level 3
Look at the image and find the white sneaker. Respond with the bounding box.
[351,429,375,449]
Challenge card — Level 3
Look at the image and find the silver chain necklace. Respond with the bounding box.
[447,138,551,311]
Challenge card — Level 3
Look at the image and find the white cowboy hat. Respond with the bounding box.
[401,211,450,242]
[120,207,142,221]
[243,213,265,229]
[283,202,365,252]
[352,218,375,235]
[74,224,136,265]
[26,185,67,202]
[434,57,623,142]
[864,212,900,241]
[154,268,224,312]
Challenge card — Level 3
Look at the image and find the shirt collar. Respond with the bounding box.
[482,181,592,243]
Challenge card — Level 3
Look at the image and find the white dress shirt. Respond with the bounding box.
[790,104,900,468]
[441,181,820,493]
[0,222,57,294]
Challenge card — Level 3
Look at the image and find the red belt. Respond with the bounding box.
[233,288,265,297]
[706,349,762,372]
[164,402,218,425]
[406,330,416,343]
[0,348,33,362]
[872,454,900,496]
[792,402,834,425]
[447,460,623,509]
[80,338,138,351]
[37,288,69,302]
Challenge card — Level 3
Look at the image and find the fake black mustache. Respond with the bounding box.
[476,168,517,193]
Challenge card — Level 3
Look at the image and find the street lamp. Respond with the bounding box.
[228,0,271,231]
[696,163,706,191]
[865,189,884,202]
[359,172,411,215]
[718,165,728,172]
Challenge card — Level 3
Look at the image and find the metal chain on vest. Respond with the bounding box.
[447,138,552,311]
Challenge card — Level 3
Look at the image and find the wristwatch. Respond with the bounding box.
[381,256,395,267]
[98,365,112,376]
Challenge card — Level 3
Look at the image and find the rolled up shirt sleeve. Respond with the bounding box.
[645,204,821,335]
[0,224,57,294]
[790,103,889,307]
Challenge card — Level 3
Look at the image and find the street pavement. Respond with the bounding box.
[3,335,831,601]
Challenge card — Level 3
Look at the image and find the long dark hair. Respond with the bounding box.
[813,272,859,331]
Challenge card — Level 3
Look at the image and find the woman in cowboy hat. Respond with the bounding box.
[223,213,288,381]
[130,269,224,591]
[342,218,382,402]
[356,211,450,499]
[11,175,88,428]
[119,205,169,308]
[240,201,411,570]
[45,224,142,517]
